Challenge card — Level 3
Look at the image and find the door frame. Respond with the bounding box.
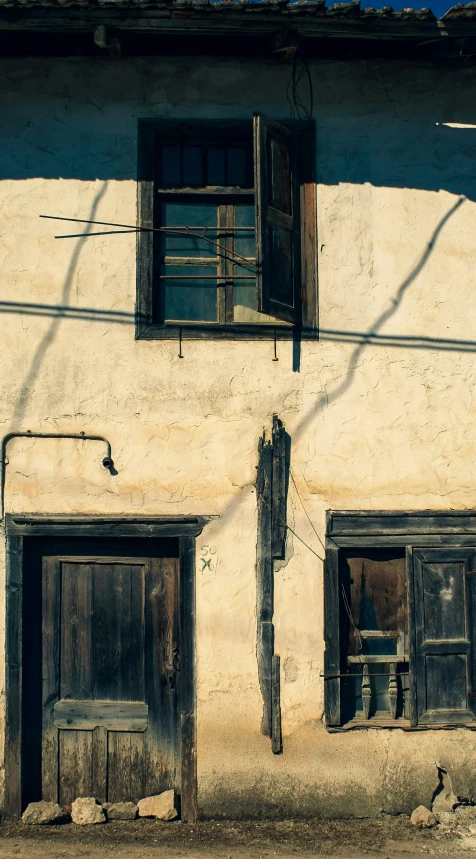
[4,514,211,821]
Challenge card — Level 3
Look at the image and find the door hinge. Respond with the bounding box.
[300,288,306,302]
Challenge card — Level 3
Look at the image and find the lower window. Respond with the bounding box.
[325,513,476,729]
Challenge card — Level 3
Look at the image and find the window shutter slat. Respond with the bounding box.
[254,114,295,324]
[411,547,476,725]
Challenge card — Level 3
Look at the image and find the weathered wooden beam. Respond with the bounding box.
[53,699,149,731]
[0,10,473,43]
[271,654,282,754]
[256,419,286,752]
[271,415,287,560]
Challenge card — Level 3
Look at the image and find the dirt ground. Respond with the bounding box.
[0,816,474,859]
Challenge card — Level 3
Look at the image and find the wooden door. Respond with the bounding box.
[411,547,476,725]
[42,555,179,806]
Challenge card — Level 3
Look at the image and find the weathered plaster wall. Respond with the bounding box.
[1,55,476,817]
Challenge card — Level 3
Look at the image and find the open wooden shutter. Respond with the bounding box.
[411,547,476,725]
[254,115,295,323]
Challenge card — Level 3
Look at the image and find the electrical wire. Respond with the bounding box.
[340,584,363,652]
[287,45,314,121]
[258,493,324,562]
[289,468,325,551]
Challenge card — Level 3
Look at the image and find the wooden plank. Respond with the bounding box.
[54,699,149,731]
[144,557,178,796]
[330,534,476,548]
[60,562,93,700]
[6,514,211,539]
[324,541,341,726]
[271,654,282,755]
[179,536,197,823]
[271,416,287,560]
[4,534,23,817]
[254,115,295,324]
[180,713,197,824]
[136,323,316,341]
[93,562,141,701]
[107,732,146,803]
[92,726,108,804]
[348,655,410,663]
[328,511,476,537]
[299,126,318,334]
[0,10,467,43]
[41,557,60,803]
[136,120,156,337]
[257,621,274,738]
[256,438,273,622]
[59,730,93,807]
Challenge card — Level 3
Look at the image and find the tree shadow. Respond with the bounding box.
[293,194,465,445]
[10,181,108,429]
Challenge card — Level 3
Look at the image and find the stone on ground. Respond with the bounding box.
[410,805,437,828]
[432,765,459,814]
[103,801,138,820]
[137,790,178,820]
[22,801,70,825]
[71,797,106,825]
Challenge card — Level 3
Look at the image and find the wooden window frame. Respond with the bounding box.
[3,514,213,820]
[324,510,476,732]
[136,119,318,341]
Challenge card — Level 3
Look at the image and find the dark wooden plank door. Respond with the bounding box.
[42,555,178,805]
[411,547,476,725]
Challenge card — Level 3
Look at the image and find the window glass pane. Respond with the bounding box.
[161,146,181,186]
[233,266,284,324]
[227,147,246,186]
[162,203,217,258]
[207,147,226,186]
[234,278,257,320]
[163,264,217,322]
[234,204,256,258]
[183,146,202,186]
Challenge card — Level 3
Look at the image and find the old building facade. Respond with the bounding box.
[1,0,476,820]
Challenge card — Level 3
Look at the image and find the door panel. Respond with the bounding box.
[42,554,179,805]
[411,547,476,724]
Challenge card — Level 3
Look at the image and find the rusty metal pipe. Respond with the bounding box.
[0,430,114,521]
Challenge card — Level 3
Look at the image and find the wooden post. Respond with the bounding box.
[271,655,282,755]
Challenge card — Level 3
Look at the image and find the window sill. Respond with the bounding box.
[327,718,476,732]
[136,322,319,341]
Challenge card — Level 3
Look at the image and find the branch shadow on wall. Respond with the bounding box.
[293,195,465,444]
[9,181,108,429]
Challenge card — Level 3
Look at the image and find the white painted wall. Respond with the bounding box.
[1,55,476,816]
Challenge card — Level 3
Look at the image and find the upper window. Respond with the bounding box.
[136,117,317,340]
[325,512,476,730]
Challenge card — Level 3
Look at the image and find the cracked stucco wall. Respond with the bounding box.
[1,55,476,817]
